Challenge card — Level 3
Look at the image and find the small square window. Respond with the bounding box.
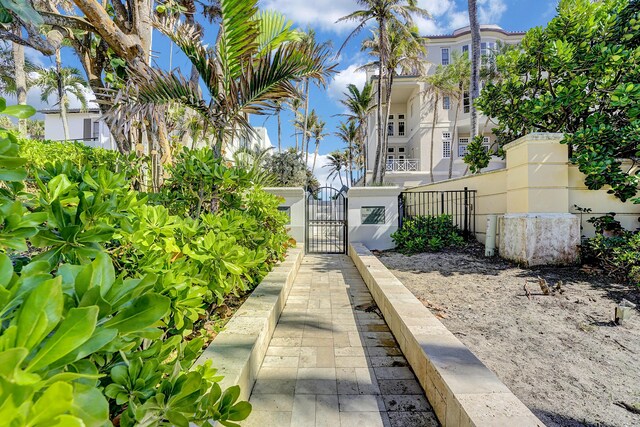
[398,114,405,119]
[388,115,394,120]
[388,147,395,153]
[398,147,405,153]
[362,206,385,224]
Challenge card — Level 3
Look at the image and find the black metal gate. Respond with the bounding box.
[306,187,348,254]
[398,187,476,239]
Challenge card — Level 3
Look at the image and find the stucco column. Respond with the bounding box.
[500,133,580,266]
[263,187,306,246]
[347,186,402,250]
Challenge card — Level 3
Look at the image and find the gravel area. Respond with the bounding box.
[377,245,640,427]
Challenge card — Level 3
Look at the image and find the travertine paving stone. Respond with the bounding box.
[248,255,439,427]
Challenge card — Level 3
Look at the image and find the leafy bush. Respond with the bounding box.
[391,215,465,254]
[581,213,640,285]
[18,137,123,174]
[0,99,291,425]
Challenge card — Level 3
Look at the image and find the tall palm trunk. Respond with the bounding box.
[468,0,480,141]
[429,92,439,182]
[379,73,394,184]
[448,94,461,179]
[371,16,386,184]
[303,78,310,162]
[362,119,368,187]
[277,105,282,152]
[311,139,320,173]
[12,29,27,135]
[55,49,71,141]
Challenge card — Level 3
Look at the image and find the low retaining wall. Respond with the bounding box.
[193,247,304,400]
[349,243,543,427]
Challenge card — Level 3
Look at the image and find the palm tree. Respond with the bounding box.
[361,21,426,183]
[423,65,453,182]
[299,29,333,165]
[443,52,470,179]
[310,116,328,174]
[274,100,283,152]
[34,62,89,141]
[324,150,349,186]
[468,0,480,142]
[335,120,359,186]
[338,0,429,184]
[287,95,303,152]
[124,1,336,157]
[340,82,374,186]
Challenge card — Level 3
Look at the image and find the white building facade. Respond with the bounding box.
[42,108,116,150]
[364,25,525,188]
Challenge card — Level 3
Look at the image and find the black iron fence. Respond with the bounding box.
[398,187,477,239]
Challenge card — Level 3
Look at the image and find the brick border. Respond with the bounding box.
[193,247,304,400]
[349,243,544,427]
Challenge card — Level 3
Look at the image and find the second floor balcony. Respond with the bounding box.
[386,159,419,172]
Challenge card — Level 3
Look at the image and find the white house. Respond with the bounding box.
[363,24,526,188]
[41,108,117,150]
[42,108,273,157]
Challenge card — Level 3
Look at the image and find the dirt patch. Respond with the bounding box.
[377,244,640,427]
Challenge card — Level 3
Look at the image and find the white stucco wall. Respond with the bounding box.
[347,186,402,250]
[263,187,305,245]
[43,111,116,150]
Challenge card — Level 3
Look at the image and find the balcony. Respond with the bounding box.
[386,159,419,172]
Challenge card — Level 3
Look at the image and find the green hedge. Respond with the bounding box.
[391,215,465,254]
[1,120,289,424]
[18,138,122,172]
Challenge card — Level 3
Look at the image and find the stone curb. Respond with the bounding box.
[349,243,545,427]
[193,247,304,400]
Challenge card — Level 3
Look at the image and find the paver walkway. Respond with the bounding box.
[246,254,439,427]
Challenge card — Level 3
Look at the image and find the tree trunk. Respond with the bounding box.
[311,140,320,174]
[362,118,368,187]
[55,49,71,141]
[277,104,282,152]
[379,73,394,184]
[429,92,439,183]
[303,78,310,162]
[12,27,27,135]
[449,97,461,179]
[372,17,386,184]
[468,0,480,141]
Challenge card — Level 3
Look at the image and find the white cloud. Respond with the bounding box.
[327,63,367,102]
[260,0,359,33]
[306,153,346,188]
[261,0,507,36]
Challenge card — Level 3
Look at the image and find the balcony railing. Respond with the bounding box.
[386,159,419,172]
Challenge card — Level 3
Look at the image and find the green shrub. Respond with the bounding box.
[391,215,465,254]
[581,214,640,286]
[0,99,294,425]
[18,138,123,174]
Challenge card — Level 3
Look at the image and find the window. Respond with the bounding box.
[441,48,449,65]
[387,122,394,136]
[458,137,470,157]
[388,147,395,153]
[483,136,491,153]
[462,45,469,57]
[398,119,405,136]
[443,96,450,110]
[398,155,405,160]
[442,132,451,158]
[398,147,405,153]
[481,42,496,65]
[92,121,100,140]
[463,91,470,113]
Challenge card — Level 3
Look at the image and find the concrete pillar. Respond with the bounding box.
[263,187,305,245]
[347,186,402,250]
[500,133,580,266]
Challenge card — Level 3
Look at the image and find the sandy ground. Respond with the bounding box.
[376,245,640,427]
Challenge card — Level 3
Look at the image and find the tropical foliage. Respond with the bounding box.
[0,98,292,425]
[476,0,640,202]
[391,214,465,254]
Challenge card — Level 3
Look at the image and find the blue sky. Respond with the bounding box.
[22,0,559,179]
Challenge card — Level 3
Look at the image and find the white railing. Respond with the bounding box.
[386,159,419,172]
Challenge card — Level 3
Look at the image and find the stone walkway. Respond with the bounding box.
[245,255,439,427]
